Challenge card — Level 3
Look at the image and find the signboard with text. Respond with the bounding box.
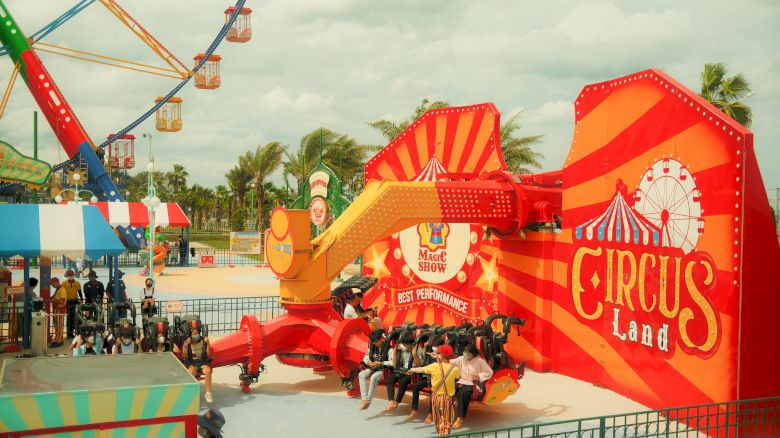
[229,232,262,255]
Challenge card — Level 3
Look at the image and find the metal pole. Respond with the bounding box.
[319,126,323,163]
[23,257,30,348]
[113,255,119,320]
[185,225,191,266]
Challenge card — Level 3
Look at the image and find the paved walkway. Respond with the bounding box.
[3,265,650,436]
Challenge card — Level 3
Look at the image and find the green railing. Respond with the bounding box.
[442,396,778,437]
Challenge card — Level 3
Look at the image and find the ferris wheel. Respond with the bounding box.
[0,0,252,246]
[633,158,703,254]
[0,0,251,178]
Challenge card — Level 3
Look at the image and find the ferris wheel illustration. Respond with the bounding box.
[633,158,703,254]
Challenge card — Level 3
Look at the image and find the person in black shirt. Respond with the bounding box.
[178,235,187,266]
[81,271,105,305]
[385,331,415,412]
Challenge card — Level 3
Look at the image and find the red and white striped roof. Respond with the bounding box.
[59,202,190,227]
[414,156,448,182]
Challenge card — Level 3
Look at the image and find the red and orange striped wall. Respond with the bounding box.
[361,69,780,409]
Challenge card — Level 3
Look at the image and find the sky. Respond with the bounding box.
[1,0,778,193]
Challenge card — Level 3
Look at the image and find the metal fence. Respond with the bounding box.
[443,396,778,438]
[2,248,266,270]
[155,296,285,334]
[0,296,286,348]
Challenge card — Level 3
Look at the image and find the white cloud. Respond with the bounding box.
[0,0,777,190]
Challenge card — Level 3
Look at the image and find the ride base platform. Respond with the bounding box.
[0,353,199,437]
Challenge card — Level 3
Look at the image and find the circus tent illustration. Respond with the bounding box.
[575,180,660,247]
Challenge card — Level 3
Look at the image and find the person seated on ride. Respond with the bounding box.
[140,278,156,321]
[450,343,494,429]
[358,328,393,410]
[407,344,460,436]
[409,336,445,420]
[141,317,171,353]
[353,290,382,330]
[112,321,141,355]
[72,328,106,356]
[384,331,416,412]
[174,321,214,403]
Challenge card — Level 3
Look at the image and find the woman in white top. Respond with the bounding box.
[141,278,155,320]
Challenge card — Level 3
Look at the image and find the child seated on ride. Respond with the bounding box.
[71,328,106,356]
[140,278,155,321]
[358,329,393,410]
[384,331,416,412]
[450,343,494,429]
[112,322,141,355]
[409,336,445,421]
[174,320,214,403]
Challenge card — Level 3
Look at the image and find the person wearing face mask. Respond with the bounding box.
[145,319,171,353]
[384,331,416,412]
[71,329,105,356]
[449,343,494,428]
[175,321,214,403]
[408,336,446,420]
[358,329,393,410]
[112,322,141,354]
[140,278,156,321]
[407,344,460,436]
[62,270,81,338]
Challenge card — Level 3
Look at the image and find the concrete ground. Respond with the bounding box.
[2,265,650,437]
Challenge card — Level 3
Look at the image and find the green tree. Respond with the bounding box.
[226,153,253,209]
[166,164,189,202]
[500,110,543,174]
[699,63,753,128]
[368,98,450,142]
[247,141,286,231]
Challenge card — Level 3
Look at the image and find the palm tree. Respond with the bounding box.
[248,142,286,231]
[322,133,371,190]
[282,128,338,196]
[500,110,543,174]
[368,99,544,174]
[226,153,253,208]
[699,63,752,128]
[368,98,450,142]
[166,164,189,201]
[213,184,232,227]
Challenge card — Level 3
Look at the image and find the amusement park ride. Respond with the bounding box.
[0,0,252,247]
[3,0,779,418]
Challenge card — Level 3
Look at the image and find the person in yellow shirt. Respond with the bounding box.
[407,344,460,436]
[61,270,81,338]
[50,278,67,347]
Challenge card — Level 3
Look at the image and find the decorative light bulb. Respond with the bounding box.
[55,195,62,203]
[147,162,155,171]
[90,196,98,203]
[150,196,161,208]
[72,173,81,182]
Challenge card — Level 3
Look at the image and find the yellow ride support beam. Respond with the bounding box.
[0,61,19,120]
[96,0,189,79]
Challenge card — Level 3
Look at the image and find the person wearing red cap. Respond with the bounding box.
[62,269,81,338]
[49,277,66,347]
[407,344,460,435]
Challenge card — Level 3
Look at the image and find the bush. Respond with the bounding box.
[231,208,247,231]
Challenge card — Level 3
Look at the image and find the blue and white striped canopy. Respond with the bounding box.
[0,204,125,258]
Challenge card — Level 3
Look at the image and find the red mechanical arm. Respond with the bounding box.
[210,171,561,388]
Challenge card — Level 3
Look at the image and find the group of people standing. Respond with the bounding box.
[356,328,494,436]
